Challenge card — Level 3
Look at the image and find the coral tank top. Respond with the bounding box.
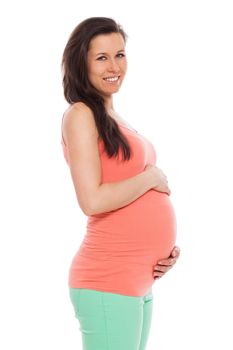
[61,115,177,296]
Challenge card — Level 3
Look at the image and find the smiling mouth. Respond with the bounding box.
[103,75,120,82]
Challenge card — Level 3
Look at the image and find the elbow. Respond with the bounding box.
[76,189,99,216]
[82,199,96,216]
[83,207,93,216]
[81,203,92,216]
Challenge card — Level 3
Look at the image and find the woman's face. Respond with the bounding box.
[87,32,127,97]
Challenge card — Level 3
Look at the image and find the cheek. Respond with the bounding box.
[90,61,105,73]
[90,67,106,83]
[121,60,127,74]
[87,61,101,79]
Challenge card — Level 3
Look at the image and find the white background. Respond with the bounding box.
[0,0,232,349]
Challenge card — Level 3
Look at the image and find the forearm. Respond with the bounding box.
[89,170,155,215]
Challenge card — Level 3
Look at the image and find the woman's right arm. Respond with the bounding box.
[62,103,168,216]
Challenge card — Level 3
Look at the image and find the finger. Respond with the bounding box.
[157,258,176,266]
[171,246,180,257]
[154,276,162,280]
[157,247,180,265]
[154,265,172,273]
[154,265,166,272]
[153,271,164,278]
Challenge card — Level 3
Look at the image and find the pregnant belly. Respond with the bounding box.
[80,189,177,266]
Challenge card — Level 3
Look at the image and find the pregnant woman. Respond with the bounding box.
[60,17,180,350]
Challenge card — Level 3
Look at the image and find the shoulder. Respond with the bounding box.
[63,102,94,122]
[62,102,98,142]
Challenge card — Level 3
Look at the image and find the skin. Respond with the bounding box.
[87,32,127,113]
[87,33,181,279]
[153,245,180,280]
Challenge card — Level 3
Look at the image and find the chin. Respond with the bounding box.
[100,87,121,97]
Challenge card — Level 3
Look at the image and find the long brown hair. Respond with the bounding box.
[61,17,132,160]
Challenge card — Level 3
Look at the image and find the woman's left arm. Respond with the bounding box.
[153,246,181,279]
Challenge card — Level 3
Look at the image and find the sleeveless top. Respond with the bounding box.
[61,115,177,297]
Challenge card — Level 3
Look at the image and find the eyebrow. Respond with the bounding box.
[95,49,125,56]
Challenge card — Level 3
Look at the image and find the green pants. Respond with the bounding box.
[69,288,154,350]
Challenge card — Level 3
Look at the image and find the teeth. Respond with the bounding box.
[104,76,119,82]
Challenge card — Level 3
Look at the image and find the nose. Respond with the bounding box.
[108,59,120,73]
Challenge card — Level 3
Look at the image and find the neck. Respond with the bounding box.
[104,95,114,114]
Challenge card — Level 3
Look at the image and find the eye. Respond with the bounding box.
[117,53,125,58]
[97,56,107,61]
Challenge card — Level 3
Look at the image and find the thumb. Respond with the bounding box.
[171,246,180,257]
